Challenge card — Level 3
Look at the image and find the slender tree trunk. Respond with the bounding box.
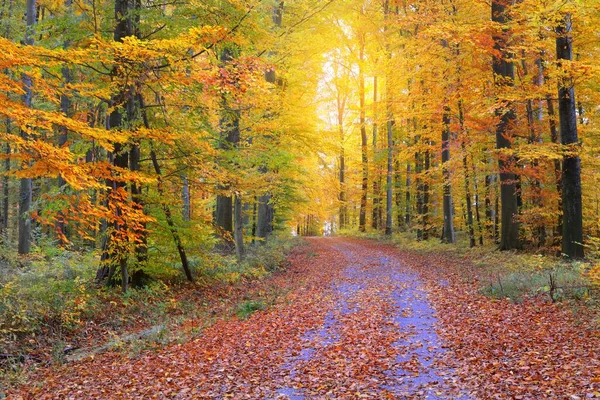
[372,76,379,230]
[150,148,194,282]
[472,159,484,246]
[18,0,36,255]
[234,195,244,261]
[422,148,430,240]
[251,198,257,243]
[385,120,393,235]
[492,0,520,250]
[2,142,8,236]
[358,37,368,232]
[416,149,423,240]
[405,162,411,226]
[182,176,191,221]
[55,0,72,245]
[441,105,455,243]
[459,102,475,247]
[556,14,583,258]
[337,84,347,230]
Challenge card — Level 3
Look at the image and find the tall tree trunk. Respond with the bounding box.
[441,105,455,243]
[385,121,393,235]
[2,142,8,236]
[18,0,36,255]
[405,162,411,226]
[415,149,423,240]
[422,148,430,240]
[547,96,563,241]
[358,37,368,233]
[55,0,72,245]
[492,0,520,250]
[97,0,141,290]
[256,0,284,241]
[556,14,583,258]
[459,100,475,247]
[372,76,379,230]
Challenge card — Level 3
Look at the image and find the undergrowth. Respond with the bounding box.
[351,230,598,304]
[0,233,300,386]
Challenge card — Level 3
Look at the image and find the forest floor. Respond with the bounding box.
[8,237,600,399]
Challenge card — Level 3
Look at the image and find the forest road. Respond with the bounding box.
[271,237,468,400]
[16,237,472,400]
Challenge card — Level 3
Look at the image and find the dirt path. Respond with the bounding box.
[11,238,600,399]
[273,239,466,399]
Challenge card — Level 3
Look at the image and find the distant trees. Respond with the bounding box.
[310,0,594,258]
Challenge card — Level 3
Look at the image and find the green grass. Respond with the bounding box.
[350,230,597,304]
[236,300,266,320]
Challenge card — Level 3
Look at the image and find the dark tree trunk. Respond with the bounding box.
[256,192,273,241]
[2,142,8,236]
[234,195,245,261]
[556,14,583,258]
[492,0,520,250]
[462,148,475,247]
[55,0,72,245]
[256,1,283,240]
[459,102,475,247]
[472,159,484,246]
[547,96,563,241]
[18,0,36,255]
[422,148,430,240]
[405,162,411,226]
[415,150,423,240]
[441,105,455,243]
[485,172,497,242]
[150,149,194,282]
[215,48,240,247]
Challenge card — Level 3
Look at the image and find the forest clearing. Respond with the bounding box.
[1,0,600,398]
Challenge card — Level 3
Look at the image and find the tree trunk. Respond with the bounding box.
[422,148,430,240]
[256,1,284,240]
[256,192,273,241]
[385,120,393,235]
[234,195,244,261]
[2,142,8,236]
[18,0,36,255]
[492,0,520,250]
[472,159,484,246]
[405,162,411,226]
[358,37,368,233]
[441,105,455,243]
[215,48,240,246]
[416,149,423,240]
[55,0,72,245]
[556,14,583,258]
[150,148,194,282]
[182,176,191,221]
[372,76,379,230]
[547,96,563,241]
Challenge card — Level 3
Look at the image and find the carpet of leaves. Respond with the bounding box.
[9,238,600,399]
